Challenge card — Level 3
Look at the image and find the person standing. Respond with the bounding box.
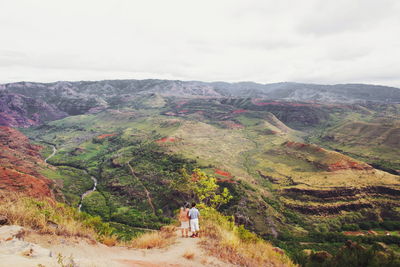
[178,204,190,238]
[188,202,200,238]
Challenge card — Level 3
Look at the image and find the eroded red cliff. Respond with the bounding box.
[0,126,54,198]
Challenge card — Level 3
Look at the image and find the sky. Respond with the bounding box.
[1,0,400,87]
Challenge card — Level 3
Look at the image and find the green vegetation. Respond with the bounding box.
[21,98,400,266]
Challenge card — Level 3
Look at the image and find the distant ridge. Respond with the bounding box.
[1,79,400,103]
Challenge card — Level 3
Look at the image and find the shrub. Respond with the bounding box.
[359,222,372,230]
[342,224,360,231]
[381,221,400,231]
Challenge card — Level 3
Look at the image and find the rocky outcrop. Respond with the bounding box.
[284,141,373,172]
[283,186,400,199]
[287,202,373,215]
[0,93,67,127]
[282,185,400,214]
[0,127,55,198]
[0,225,53,265]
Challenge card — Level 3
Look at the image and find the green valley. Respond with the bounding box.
[2,79,400,266]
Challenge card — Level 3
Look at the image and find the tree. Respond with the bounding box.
[170,168,232,208]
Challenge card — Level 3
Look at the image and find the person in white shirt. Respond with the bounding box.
[188,202,200,238]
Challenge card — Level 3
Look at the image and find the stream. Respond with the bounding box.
[44,145,57,163]
[78,174,98,211]
[44,144,98,211]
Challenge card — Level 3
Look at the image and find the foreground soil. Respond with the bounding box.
[0,226,233,267]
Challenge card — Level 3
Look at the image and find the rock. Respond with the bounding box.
[0,215,8,225]
[0,238,52,258]
[0,225,24,240]
[47,220,58,230]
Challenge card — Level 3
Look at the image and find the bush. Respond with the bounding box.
[342,224,360,231]
[381,221,400,231]
[81,192,110,220]
[359,222,372,230]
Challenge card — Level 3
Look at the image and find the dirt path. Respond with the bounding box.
[2,226,234,267]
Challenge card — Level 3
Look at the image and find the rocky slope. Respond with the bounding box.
[0,127,56,197]
[0,93,67,127]
[1,80,399,107]
[1,79,399,128]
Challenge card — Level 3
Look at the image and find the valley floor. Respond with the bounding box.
[0,226,233,267]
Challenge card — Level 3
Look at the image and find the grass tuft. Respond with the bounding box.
[200,206,297,267]
[0,192,114,241]
[130,230,176,249]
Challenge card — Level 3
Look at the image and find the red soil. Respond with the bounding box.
[178,110,189,113]
[97,133,117,139]
[327,160,372,171]
[156,137,177,143]
[214,169,236,183]
[214,169,232,177]
[221,121,244,129]
[368,230,378,235]
[285,141,372,171]
[344,231,365,236]
[232,109,247,114]
[0,126,54,198]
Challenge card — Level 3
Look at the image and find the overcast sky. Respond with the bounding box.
[1,0,400,87]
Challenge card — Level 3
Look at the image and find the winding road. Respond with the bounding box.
[44,144,98,211]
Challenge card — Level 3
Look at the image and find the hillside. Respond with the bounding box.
[1,79,400,266]
[0,93,67,127]
[1,80,400,128]
[0,127,57,198]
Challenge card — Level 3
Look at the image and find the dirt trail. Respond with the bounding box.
[1,226,233,267]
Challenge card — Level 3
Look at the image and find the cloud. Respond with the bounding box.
[0,0,399,88]
[298,0,399,36]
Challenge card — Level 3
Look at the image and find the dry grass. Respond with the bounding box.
[200,207,297,267]
[182,250,195,260]
[101,235,118,247]
[0,192,105,240]
[130,226,176,249]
